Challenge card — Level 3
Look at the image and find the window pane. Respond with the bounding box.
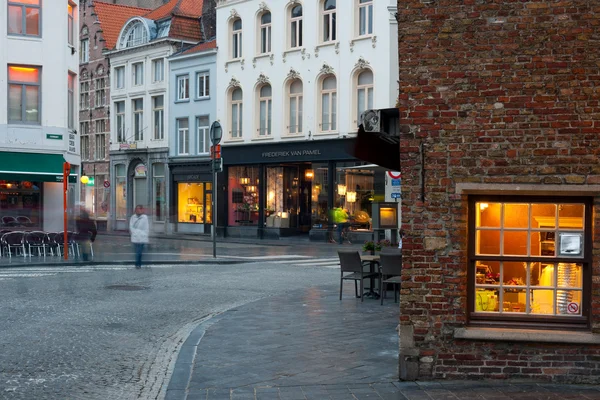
[368,4,373,34]
[232,104,238,135]
[358,70,373,85]
[332,92,337,130]
[322,93,330,130]
[357,88,365,120]
[8,85,22,121]
[502,288,526,313]
[475,288,499,312]
[291,21,297,47]
[503,231,528,255]
[504,203,529,228]
[268,100,272,134]
[558,204,584,229]
[299,19,303,46]
[298,96,303,132]
[367,87,373,110]
[9,66,39,83]
[323,76,336,90]
[359,7,366,36]
[260,101,266,134]
[290,97,297,132]
[290,80,302,94]
[557,290,582,315]
[260,85,271,97]
[25,85,39,122]
[205,75,210,96]
[531,204,556,228]
[477,230,500,255]
[239,103,243,133]
[332,12,337,41]
[531,262,554,287]
[232,88,242,100]
[8,6,24,35]
[323,14,330,42]
[475,261,500,285]
[477,202,501,227]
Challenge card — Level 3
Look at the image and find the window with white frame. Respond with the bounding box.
[288,79,303,135]
[177,75,189,101]
[231,18,243,59]
[230,88,243,138]
[320,75,337,132]
[95,134,106,160]
[115,66,125,89]
[132,62,144,86]
[356,69,373,126]
[289,5,303,49]
[322,0,337,43]
[152,95,164,140]
[68,3,75,45]
[177,118,189,155]
[8,0,41,36]
[197,116,210,154]
[95,77,106,107]
[258,84,272,137]
[68,73,75,130]
[152,59,164,83]
[196,72,210,99]
[120,20,148,48]
[115,101,125,142]
[259,11,272,54]
[8,65,41,124]
[80,39,89,63]
[80,81,89,109]
[357,0,373,37]
[132,98,143,141]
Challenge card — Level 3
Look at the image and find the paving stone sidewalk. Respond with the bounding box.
[165,285,600,400]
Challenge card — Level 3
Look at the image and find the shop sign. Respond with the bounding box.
[46,134,63,140]
[261,149,322,158]
[68,132,77,153]
[86,177,95,186]
[120,143,138,150]
[134,164,147,177]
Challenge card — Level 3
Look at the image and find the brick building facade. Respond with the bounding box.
[397,0,600,383]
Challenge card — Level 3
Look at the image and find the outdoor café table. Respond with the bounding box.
[360,254,380,299]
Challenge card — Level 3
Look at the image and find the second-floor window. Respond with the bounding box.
[259,11,271,54]
[8,65,41,124]
[8,0,40,37]
[230,88,243,138]
[289,5,303,49]
[177,118,189,155]
[115,101,125,142]
[115,66,125,89]
[231,18,243,59]
[152,95,164,140]
[258,84,272,137]
[95,78,106,107]
[196,72,209,98]
[288,79,303,135]
[356,69,374,126]
[320,75,337,132]
[177,75,189,101]
[197,116,210,154]
[132,62,144,86]
[68,3,75,46]
[152,59,164,83]
[322,0,337,43]
[357,0,373,36]
[132,98,143,141]
[80,81,89,109]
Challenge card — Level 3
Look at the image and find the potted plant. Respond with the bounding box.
[362,239,393,254]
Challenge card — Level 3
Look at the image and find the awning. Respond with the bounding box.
[0,152,77,183]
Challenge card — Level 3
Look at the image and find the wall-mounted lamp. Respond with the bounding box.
[338,184,346,196]
[305,169,314,180]
[346,191,357,203]
[239,177,250,185]
[247,185,257,193]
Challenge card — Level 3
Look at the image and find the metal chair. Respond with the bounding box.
[379,248,403,305]
[1,216,19,227]
[25,231,47,257]
[16,216,34,227]
[2,231,26,258]
[57,231,78,258]
[337,250,379,302]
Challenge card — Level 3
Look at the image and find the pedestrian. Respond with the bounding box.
[75,203,97,261]
[129,205,149,269]
[333,206,349,245]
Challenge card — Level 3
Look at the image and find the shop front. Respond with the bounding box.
[221,138,383,241]
[169,160,213,235]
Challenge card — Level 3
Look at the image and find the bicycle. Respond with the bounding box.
[327,222,352,244]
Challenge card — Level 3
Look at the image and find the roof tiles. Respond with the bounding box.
[180,40,217,56]
[144,0,204,20]
[93,1,150,50]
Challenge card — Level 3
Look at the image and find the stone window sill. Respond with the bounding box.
[454,327,600,344]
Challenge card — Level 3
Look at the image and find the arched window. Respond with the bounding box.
[119,20,148,48]
[230,87,243,138]
[259,11,272,54]
[231,18,243,59]
[357,0,373,37]
[321,0,336,43]
[320,75,337,132]
[258,85,272,136]
[289,5,303,49]
[356,69,373,126]
[288,80,303,135]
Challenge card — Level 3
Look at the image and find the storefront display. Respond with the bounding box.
[0,180,42,227]
[228,166,259,226]
[177,183,211,224]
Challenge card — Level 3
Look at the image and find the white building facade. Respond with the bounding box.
[0,0,81,232]
[214,0,399,240]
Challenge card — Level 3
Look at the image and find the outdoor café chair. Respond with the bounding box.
[16,216,34,227]
[379,248,403,305]
[337,250,379,302]
[2,231,26,258]
[25,231,47,257]
[1,216,19,227]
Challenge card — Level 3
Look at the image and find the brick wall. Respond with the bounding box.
[397,0,600,382]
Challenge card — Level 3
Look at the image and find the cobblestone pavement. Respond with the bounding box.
[0,259,340,399]
[167,287,600,400]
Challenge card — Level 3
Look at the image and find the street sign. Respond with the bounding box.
[387,171,401,179]
[210,121,222,145]
[391,178,401,186]
[213,158,223,172]
[103,180,110,188]
[391,193,401,199]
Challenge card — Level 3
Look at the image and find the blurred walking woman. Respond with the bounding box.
[129,205,149,269]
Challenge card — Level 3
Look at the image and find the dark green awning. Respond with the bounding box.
[0,152,77,183]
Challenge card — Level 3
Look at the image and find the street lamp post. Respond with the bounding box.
[209,121,222,259]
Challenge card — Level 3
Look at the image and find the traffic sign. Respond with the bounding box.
[387,171,401,179]
[103,180,110,188]
[391,193,401,199]
[210,121,222,145]
[567,302,579,314]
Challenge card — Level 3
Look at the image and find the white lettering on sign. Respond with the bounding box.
[262,150,321,158]
[68,133,76,153]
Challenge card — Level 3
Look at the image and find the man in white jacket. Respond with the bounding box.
[129,205,149,269]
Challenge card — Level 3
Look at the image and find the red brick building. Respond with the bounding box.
[397,0,600,383]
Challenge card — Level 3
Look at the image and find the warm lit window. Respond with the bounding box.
[259,11,271,54]
[80,81,89,109]
[470,197,590,327]
[356,69,373,126]
[289,5,303,49]
[357,0,373,37]
[287,79,303,135]
[95,134,106,160]
[177,182,212,224]
[132,62,144,86]
[8,0,40,37]
[152,59,164,83]
[68,3,75,45]
[115,66,125,89]
[196,72,210,98]
[152,95,164,140]
[177,75,189,101]
[114,102,125,143]
[95,78,106,107]
[231,18,243,59]
[197,116,210,154]
[320,75,337,132]
[132,98,143,141]
[321,0,337,43]
[177,118,189,155]
[8,65,41,124]
[258,84,272,137]
[230,88,243,138]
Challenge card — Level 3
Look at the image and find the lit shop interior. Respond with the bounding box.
[473,201,586,317]
[0,180,41,227]
[226,162,376,236]
[177,182,212,224]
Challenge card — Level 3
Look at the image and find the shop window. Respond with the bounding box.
[289,4,303,49]
[258,11,271,55]
[228,166,259,226]
[8,65,41,124]
[177,182,211,224]
[153,164,166,222]
[310,164,330,228]
[336,162,374,231]
[356,0,373,37]
[470,197,589,326]
[8,0,41,37]
[115,164,127,220]
[321,0,336,43]
[0,180,42,227]
[95,174,108,219]
[266,166,299,229]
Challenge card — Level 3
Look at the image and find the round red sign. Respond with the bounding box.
[387,171,401,179]
[567,302,579,314]
[103,180,110,188]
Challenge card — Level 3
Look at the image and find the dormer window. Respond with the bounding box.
[119,19,150,49]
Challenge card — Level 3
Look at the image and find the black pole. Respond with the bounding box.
[212,159,217,258]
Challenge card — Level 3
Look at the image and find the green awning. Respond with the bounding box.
[0,152,77,183]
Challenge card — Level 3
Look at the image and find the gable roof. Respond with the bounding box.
[180,40,217,56]
[93,1,150,50]
[144,0,204,20]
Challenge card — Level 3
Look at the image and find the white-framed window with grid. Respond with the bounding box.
[230,87,243,138]
[289,4,303,49]
[231,18,243,59]
[197,116,210,154]
[357,0,373,37]
[177,118,189,155]
[177,75,189,101]
[196,72,209,99]
[321,0,337,43]
[152,59,164,83]
[258,84,272,137]
[320,75,337,132]
[288,79,303,135]
[115,101,125,143]
[152,95,164,140]
[132,62,144,86]
[259,11,272,54]
[132,98,143,141]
